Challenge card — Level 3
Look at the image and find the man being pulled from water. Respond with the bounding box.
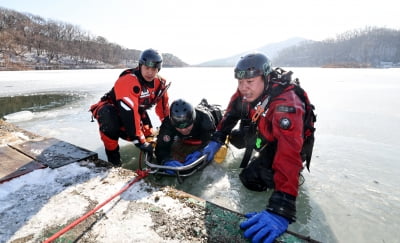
[197,53,315,242]
[155,99,218,169]
[90,49,170,166]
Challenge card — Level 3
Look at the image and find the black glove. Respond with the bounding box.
[135,142,153,154]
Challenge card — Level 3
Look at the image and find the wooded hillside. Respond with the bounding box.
[273,27,400,68]
[0,7,188,70]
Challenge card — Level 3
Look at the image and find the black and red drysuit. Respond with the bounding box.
[212,83,305,222]
[90,68,169,161]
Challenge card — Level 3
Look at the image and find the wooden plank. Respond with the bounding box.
[9,138,98,168]
[0,146,46,183]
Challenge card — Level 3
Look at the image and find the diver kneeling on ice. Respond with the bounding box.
[90,49,170,166]
[193,52,316,243]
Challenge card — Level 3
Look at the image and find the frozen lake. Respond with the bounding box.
[1,67,400,242]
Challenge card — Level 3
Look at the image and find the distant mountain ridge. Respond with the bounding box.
[196,27,400,68]
[273,27,400,68]
[196,37,308,67]
[0,7,188,71]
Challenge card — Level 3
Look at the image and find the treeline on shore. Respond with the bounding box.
[2,7,399,71]
[273,27,400,68]
[0,7,188,71]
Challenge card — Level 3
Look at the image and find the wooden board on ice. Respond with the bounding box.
[9,137,98,168]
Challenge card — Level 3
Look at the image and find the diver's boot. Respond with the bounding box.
[105,146,122,167]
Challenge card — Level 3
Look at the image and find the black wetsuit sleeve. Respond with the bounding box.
[155,117,176,163]
[195,109,216,145]
[213,92,243,143]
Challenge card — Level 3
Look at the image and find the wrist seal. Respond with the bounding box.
[266,191,296,223]
[211,131,226,145]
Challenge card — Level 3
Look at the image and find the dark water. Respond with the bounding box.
[0,93,84,119]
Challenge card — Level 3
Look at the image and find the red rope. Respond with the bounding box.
[43,169,149,243]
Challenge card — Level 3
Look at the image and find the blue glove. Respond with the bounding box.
[163,160,183,175]
[202,141,221,162]
[184,151,202,165]
[240,210,288,243]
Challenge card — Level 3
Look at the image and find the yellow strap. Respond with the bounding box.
[213,136,230,163]
[214,145,227,163]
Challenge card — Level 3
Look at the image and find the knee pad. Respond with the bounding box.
[239,159,274,192]
[229,129,246,149]
[97,105,120,139]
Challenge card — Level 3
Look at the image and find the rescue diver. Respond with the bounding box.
[90,49,170,166]
[197,53,314,243]
[155,98,218,166]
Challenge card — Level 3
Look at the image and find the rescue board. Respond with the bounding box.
[142,139,208,183]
